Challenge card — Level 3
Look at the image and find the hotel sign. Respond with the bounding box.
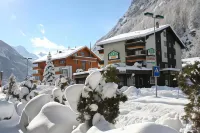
[146,56,156,65]
[147,48,155,56]
[108,50,120,60]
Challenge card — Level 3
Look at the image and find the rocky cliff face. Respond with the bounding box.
[0,41,32,84]
[94,0,200,58]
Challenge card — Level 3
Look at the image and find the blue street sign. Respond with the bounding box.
[153,66,160,77]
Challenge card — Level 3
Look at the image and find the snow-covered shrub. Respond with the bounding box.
[19,94,53,133]
[26,102,79,133]
[178,61,200,132]
[53,75,72,104]
[0,101,15,120]
[102,65,119,83]
[77,71,127,127]
[19,76,38,102]
[5,74,19,101]
[42,52,55,85]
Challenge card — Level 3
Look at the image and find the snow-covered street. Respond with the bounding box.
[0,86,188,133]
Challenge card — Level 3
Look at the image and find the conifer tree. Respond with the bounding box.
[5,74,19,101]
[178,61,200,132]
[42,52,55,85]
[77,66,127,127]
[102,65,120,83]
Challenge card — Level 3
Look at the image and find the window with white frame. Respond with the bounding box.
[33,63,38,67]
[163,30,166,37]
[35,76,40,80]
[164,52,167,58]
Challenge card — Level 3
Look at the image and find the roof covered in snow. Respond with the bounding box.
[96,24,185,48]
[33,46,101,63]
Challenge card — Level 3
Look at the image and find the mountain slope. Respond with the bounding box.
[94,0,200,58]
[0,41,32,84]
[14,45,38,60]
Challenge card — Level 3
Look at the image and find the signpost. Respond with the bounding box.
[153,66,160,97]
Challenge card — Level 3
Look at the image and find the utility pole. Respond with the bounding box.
[24,57,32,78]
[144,12,164,97]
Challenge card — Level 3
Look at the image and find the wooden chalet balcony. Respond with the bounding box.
[126,54,146,63]
[33,73,41,76]
[72,56,97,62]
[125,41,145,50]
[33,67,42,70]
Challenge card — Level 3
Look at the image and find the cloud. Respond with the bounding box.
[31,37,65,50]
[10,14,16,20]
[20,30,26,36]
[38,24,45,34]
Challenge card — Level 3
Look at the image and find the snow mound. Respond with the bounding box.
[52,87,63,103]
[65,84,84,113]
[155,112,183,131]
[0,101,15,120]
[101,123,179,133]
[123,86,137,95]
[88,123,178,133]
[19,94,52,132]
[26,102,79,133]
[72,123,89,133]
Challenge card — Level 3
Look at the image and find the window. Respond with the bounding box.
[164,52,167,58]
[165,64,168,68]
[60,60,65,64]
[80,52,85,56]
[74,53,78,56]
[174,55,176,59]
[81,61,86,70]
[164,41,167,46]
[169,42,171,47]
[74,60,78,64]
[33,63,38,67]
[35,76,40,80]
[169,54,172,58]
[33,70,38,74]
[163,31,166,37]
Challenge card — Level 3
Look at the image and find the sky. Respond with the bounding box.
[0,0,131,54]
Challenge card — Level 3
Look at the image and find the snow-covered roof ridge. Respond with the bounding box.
[97,25,170,46]
[97,24,185,48]
[33,46,86,63]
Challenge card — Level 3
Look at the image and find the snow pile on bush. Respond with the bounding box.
[26,102,79,133]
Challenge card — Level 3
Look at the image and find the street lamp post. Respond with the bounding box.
[24,57,32,78]
[144,12,164,97]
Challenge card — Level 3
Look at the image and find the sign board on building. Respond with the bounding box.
[146,56,156,65]
[108,50,120,60]
[153,66,160,77]
[147,48,155,56]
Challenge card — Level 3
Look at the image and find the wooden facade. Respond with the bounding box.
[33,46,101,81]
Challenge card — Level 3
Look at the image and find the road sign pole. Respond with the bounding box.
[155,77,157,97]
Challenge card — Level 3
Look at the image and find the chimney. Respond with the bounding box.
[156,22,159,28]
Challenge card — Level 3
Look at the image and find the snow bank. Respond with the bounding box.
[0,101,15,120]
[155,112,183,131]
[90,123,179,133]
[52,87,63,103]
[26,102,79,133]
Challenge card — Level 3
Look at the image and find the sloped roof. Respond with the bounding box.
[33,46,86,63]
[96,24,185,48]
